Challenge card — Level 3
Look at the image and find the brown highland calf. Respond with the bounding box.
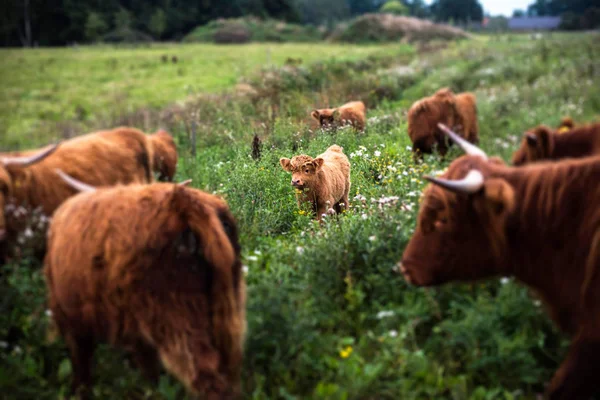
[400,123,600,400]
[311,101,366,131]
[407,88,478,159]
[512,122,600,166]
[280,145,351,220]
[44,181,246,399]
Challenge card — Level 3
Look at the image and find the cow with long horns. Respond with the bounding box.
[44,174,246,399]
[400,123,600,399]
[512,122,600,166]
[0,127,155,261]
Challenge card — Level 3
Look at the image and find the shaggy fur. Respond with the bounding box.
[0,127,154,261]
[44,183,246,399]
[453,92,479,144]
[401,154,600,399]
[407,88,478,159]
[311,101,366,131]
[512,123,600,166]
[280,145,351,220]
[148,130,178,181]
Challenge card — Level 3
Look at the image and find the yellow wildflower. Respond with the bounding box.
[339,346,353,359]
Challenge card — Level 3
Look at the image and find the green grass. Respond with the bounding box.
[0,42,410,146]
[1,32,600,399]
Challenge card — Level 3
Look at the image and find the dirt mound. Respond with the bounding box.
[330,13,470,43]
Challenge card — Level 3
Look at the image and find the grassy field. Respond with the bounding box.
[1,33,600,399]
[0,42,411,147]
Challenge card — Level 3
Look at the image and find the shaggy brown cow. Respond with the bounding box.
[512,122,600,166]
[399,123,600,400]
[311,101,366,131]
[44,181,246,399]
[148,129,178,181]
[280,145,351,220]
[0,128,153,243]
[407,88,479,159]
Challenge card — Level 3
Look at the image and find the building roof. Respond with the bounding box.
[508,17,562,30]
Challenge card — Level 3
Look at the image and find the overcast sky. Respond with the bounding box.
[423,0,533,17]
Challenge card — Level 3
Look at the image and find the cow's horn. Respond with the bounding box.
[178,179,192,186]
[437,123,487,160]
[424,170,484,194]
[2,143,60,167]
[55,169,96,192]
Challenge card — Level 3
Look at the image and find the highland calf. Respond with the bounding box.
[400,124,600,400]
[407,88,478,159]
[512,122,600,166]
[44,182,246,399]
[280,145,351,220]
[311,101,366,131]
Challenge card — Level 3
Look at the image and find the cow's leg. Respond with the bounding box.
[546,337,600,400]
[65,333,95,399]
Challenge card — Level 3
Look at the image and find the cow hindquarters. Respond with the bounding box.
[547,337,600,399]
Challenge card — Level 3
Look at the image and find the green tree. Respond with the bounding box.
[84,11,108,41]
[380,0,408,15]
[114,7,132,31]
[148,8,167,39]
[512,9,525,17]
[430,0,483,23]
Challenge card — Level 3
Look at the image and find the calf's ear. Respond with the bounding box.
[311,110,320,120]
[482,179,515,217]
[280,158,292,171]
[313,158,324,170]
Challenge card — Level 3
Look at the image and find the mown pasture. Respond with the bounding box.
[1,33,600,399]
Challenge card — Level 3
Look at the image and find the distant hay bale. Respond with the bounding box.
[330,14,470,43]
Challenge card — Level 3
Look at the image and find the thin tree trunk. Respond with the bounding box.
[23,0,32,47]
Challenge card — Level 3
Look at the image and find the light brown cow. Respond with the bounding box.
[311,101,366,131]
[44,181,246,399]
[400,123,600,400]
[512,122,600,166]
[0,127,154,259]
[407,88,478,159]
[280,145,351,220]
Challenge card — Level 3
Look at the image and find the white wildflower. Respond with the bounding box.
[0,341,8,349]
[242,265,249,275]
[23,228,33,238]
[389,330,398,338]
[254,250,262,255]
[45,309,52,318]
[296,246,304,255]
[500,277,510,285]
[361,214,368,220]
[376,310,394,319]
[247,255,258,262]
[369,235,377,242]
[374,150,381,157]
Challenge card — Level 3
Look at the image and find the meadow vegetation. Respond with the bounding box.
[1,32,600,399]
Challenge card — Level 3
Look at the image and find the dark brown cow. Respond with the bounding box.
[44,180,246,399]
[400,123,600,399]
[512,122,600,166]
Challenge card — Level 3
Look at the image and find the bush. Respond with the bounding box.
[330,14,470,43]
[380,1,409,16]
[184,17,323,43]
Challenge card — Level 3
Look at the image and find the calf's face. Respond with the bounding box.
[311,109,338,128]
[279,156,324,190]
